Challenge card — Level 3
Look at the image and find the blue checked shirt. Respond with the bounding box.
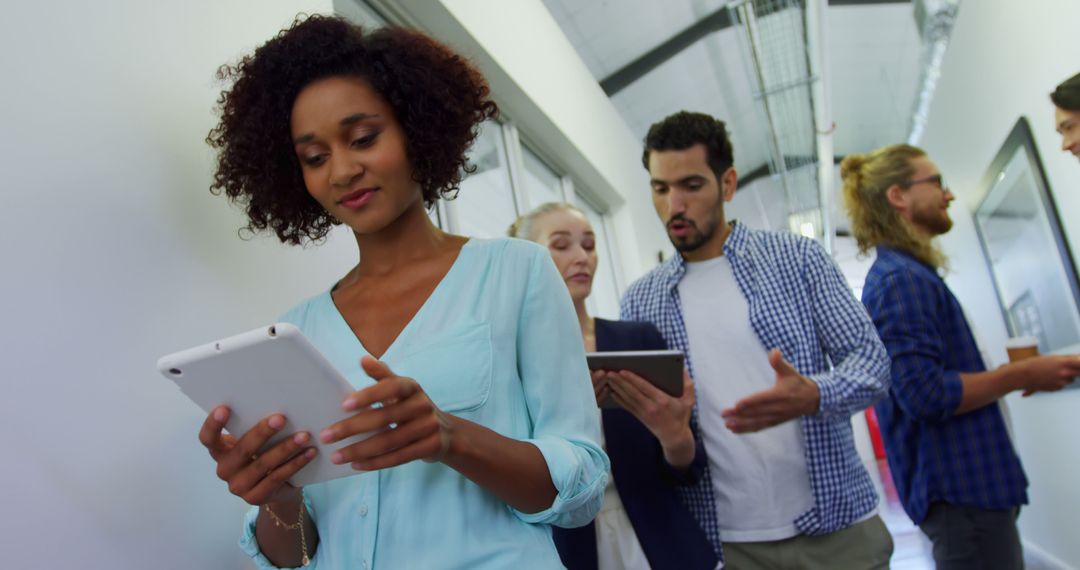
[862,246,1028,525]
[621,222,890,561]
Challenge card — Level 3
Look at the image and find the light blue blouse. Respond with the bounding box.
[239,238,608,570]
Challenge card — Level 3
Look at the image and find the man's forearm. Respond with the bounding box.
[956,367,1020,415]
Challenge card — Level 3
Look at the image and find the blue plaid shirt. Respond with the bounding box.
[862,246,1028,525]
[621,222,890,560]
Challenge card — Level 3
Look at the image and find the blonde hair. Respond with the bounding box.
[840,144,946,269]
[507,202,585,241]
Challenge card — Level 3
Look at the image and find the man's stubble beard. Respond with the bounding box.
[670,212,722,253]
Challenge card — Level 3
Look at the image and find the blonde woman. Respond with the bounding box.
[510,203,716,570]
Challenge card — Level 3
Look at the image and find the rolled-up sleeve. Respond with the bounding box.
[863,270,963,423]
[511,249,609,529]
[803,241,891,420]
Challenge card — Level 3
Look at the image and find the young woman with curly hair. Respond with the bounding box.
[198,15,608,570]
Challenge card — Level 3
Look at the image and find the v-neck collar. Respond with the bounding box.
[322,239,475,361]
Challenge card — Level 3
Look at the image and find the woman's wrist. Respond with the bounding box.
[263,485,304,510]
[438,415,471,469]
[256,487,314,567]
[660,425,695,469]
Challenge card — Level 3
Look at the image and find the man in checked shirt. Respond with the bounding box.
[842,143,1080,569]
[621,111,894,570]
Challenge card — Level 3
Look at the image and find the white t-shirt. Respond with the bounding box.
[678,255,814,543]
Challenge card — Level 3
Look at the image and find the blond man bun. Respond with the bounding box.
[840,144,946,269]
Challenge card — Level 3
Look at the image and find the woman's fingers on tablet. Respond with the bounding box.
[245,449,317,505]
[198,409,312,504]
[680,370,696,407]
[334,412,441,469]
[325,376,452,469]
[608,375,649,411]
[359,356,395,381]
[617,369,665,401]
[198,406,231,457]
[352,425,446,471]
[594,380,609,403]
[243,431,312,481]
[595,384,611,406]
[591,371,607,397]
[322,404,391,444]
[343,375,419,412]
[220,414,286,476]
[352,440,441,471]
[323,384,430,444]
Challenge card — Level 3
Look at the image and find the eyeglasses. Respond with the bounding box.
[901,174,949,193]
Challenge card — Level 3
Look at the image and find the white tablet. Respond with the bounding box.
[158,323,370,487]
[586,350,685,410]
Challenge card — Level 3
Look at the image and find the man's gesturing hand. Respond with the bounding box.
[721,348,820,434]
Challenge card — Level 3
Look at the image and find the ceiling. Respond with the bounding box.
[541,0,924,177]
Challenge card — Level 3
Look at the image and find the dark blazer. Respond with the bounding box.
[552,318,718,570]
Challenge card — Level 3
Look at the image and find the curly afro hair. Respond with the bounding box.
[206,14,498,245]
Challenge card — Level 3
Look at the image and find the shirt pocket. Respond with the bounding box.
[392,322,493,414]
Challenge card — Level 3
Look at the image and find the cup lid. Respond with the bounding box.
[1005,336,1039,349]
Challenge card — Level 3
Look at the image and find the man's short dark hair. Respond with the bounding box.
[1051,72,1080,111]
[642,111,734,180]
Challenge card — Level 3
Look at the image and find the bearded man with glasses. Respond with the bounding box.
[841,144,1080,569]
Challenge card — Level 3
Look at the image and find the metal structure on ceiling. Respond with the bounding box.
[728,0,824,245]
[543,0,957,245]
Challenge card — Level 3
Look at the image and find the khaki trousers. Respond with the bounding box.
[723,515,894,570]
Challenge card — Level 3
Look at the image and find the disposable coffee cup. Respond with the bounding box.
[1005,336,1040,362]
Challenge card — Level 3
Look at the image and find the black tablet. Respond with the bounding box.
[586,350,684,409]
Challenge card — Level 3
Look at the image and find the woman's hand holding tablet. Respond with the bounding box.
[198,406,316,506]
[586,350,685,408]
[319,356,454,470]
[587,350,698,468]
[158,323,376,489]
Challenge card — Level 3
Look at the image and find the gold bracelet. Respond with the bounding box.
[265,498,310,566]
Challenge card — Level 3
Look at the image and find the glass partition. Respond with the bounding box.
[452,121,518,237]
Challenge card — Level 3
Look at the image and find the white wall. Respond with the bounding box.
[917,0,1080,567]
[365,0,674,281]
[0,2,377,568]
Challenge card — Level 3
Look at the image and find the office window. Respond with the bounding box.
[521,145,564,211]
[578,197,622,320]
[451,121,518,238]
